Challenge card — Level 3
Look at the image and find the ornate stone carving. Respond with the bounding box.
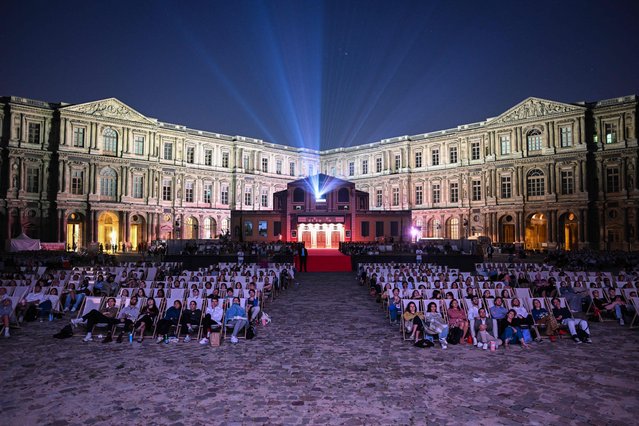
[492,98,582,124]
[67,99,152,124]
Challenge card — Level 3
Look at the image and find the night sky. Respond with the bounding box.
[2,0,638,150]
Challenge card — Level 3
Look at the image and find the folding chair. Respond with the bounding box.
[629,297,639,329]
[401,299,423,341]
[223,298,248,340]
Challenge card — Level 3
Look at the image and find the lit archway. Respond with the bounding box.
[499,214,516,243]
[525,213,547,250]
[98,211,120,250]
[184,216,199,239]
[203,217,217,239]
[66,212,85,251]
[559,212,579,250]
[447,218,459,239]
[129,214,146,251]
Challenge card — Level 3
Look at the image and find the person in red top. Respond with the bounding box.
[447,299,469,343]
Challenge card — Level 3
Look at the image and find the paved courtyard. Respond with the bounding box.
[2,272,639,425]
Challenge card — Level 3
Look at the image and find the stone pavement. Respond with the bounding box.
[2,272,639,425]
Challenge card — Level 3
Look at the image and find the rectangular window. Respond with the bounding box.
[290,162,295,176]
[361,221,370,237]
[348,162,355,176]
[162,178,172,201]
[186,147,195,164]
[432,149,439,166]
[390,221,399,237]
[375,221,384,238]
[450,182,459,203]
[28,122,40,144]
[501,176,512,198]
[222,152,229,168]
[258,221,268,237]
[560,126,573,147]
[221,185,229,205]
[394,154,401,170]
[204,149,212,166]
[163,142,173,160]
[432,183,440,204]
[276,160,282,175]
[203,184,212,203]
[392,187,399,206]
[527,173,545,197]
[471,142,480,161]
[26,167,40,193]
[449,147,457,164]
[362,160,369,175]
[244,189,252,206]
[185,181,194,203]
[605,123,617,144]
[527,132,542,151]
[415,185,423,205]
[376,157,382,173]
[73,128,85,148]
[132,175,143,199]
[472,180,482,201]
[376,189,383,207]
[500,136,510,155]
[244,221,253,237]
[561,170,574,195]
[606,167,620,192]
[274,221,282,237]
[71,170,84,195]
[261,158,268,173]
[261,189,268,207]
[133,136,144,155]
[243,155,250,170]
[415,152,422,168]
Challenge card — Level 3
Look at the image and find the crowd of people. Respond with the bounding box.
[359,260,638,351]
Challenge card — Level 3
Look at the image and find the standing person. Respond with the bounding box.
[299,245,308,272]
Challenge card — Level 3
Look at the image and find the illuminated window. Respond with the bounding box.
[560,126,573,147]
[472,180,481,201]
[605,123,617,144]
[71,170,84,195]
[73,128,85,147]
[527,129,542,151]
[103,128,117,154]
[133,135,144,155]
[527,169,545,197]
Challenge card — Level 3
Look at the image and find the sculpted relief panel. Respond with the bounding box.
[66,99,152,124]
[492,98,582,125]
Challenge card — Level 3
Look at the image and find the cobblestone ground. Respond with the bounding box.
[2,272,639,425]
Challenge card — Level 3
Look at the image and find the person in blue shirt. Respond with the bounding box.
[225,297,248,344]
[489,297,508,337]
[155,300,182,343]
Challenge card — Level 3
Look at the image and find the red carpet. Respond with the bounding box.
[295,249,352,272]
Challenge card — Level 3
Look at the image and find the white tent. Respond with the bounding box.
[9,232,41,252]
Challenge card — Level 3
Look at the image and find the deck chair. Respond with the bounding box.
[178,299,205,340]
[223,298,248,340]
[629,297,639,329]
[401,299,423,341]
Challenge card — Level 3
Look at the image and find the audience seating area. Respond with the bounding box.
[359,261,639,349]
[0,261,294,343]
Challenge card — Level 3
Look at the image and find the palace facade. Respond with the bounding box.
[0,94,637,251]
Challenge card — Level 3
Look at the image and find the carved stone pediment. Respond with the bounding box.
[490,97,585,125]
[62,98,156,125]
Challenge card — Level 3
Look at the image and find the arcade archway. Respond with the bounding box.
[66,212,85,251]
[184,216,199,239]
[559,212,579,250]
[525,212,547,250]
[129,214,146,251]
[98,211,120,250]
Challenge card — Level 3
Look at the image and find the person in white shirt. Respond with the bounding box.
[511,298,542,342]
[200,297,224,344]
[115,296,140,343]
[466,296,482,345]
[16,285,51,322]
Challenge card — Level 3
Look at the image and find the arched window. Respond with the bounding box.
[100,168,117,197]
[293,187,305,203]
[431,219,441,238]
[527,169,545,197]
[222,218,230,235]
[447,218,459,239]
[338,188,349,203]
[527,129,542,151]
[204,217,217,239]
[103,128,118,154]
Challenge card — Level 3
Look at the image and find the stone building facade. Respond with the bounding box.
[1,94,637,251]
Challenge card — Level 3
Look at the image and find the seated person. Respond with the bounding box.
[423,302,449,350]
[551,297,592,344]
[225,297,248,344]
[0,288,12,337]
[501,309,530,349]
[388,288,402,324]
[200,297,224,344]
[510,298,542,342]
[403,301,425,342]
[180,300,202,342]
[560,281,587,313]
[466,296,482,345]
[489,297,508,337]
[133,298,159,343]
[71,297,119,342]
[447,299,469,343]
[15,284,51,322]
[115,296,140,342]
[531,299,559,340]
[63,283,87,312]
[473,308,500,349]
[605,295,629,326]
[246,289,260,324]
[155,300,183,343]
